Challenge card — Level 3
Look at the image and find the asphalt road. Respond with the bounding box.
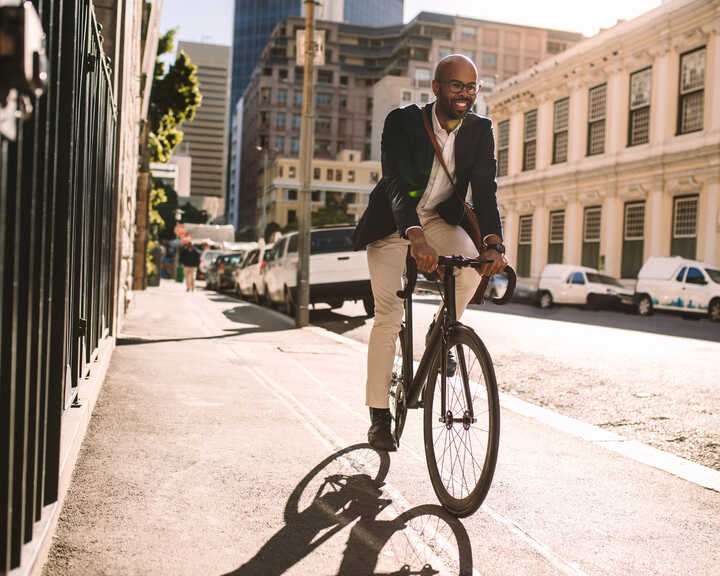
[310,297,720,471]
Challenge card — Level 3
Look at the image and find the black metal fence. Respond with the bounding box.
[1,0,118,571]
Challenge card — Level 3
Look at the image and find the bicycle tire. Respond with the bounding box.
[389,325,408,446]
[423,324,500,517]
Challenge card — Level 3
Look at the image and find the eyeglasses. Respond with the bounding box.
[437,80,479,95]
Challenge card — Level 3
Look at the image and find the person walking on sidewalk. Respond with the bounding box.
[352,54,508,452]
[179,241,200,292]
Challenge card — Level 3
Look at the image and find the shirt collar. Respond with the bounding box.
[432,101,463,136]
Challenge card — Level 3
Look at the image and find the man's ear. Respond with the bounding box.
[431,80,440,98]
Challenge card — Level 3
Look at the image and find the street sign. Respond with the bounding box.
[295,29,325,66]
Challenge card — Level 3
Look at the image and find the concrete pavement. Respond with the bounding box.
[43,281,720,575]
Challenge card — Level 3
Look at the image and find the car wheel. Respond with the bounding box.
[537,290,553,309]
[708,298,720,322]
[253,286,262,305]
[363,294,375,318]
[585,294,599,311]
[636,294,653,316]
[264,287,271,307]
[284,286,296,317]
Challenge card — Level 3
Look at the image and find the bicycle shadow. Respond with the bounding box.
[225,444,473,576]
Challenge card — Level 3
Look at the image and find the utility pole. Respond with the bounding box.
[296,0,317,327]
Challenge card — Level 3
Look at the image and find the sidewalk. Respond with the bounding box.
[42,281,720,576]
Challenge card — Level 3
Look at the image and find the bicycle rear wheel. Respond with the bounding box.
[389,325,408,446]
[423,324,500,517]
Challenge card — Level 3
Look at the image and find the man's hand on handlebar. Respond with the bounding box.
[478,248,508,277]
[407,228,439,273]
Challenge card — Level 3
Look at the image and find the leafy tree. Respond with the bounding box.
[148,29,202,162]
[179,201,210,224]
[264,221,282,243]
[311,192,354,226]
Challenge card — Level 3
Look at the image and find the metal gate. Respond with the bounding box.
[0,0,118,571]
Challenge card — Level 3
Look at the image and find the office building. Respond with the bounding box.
[178,41,231,221]
[485,0,719,280]
[257,149,380,235]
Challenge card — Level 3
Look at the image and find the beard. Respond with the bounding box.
[440,95,474,119]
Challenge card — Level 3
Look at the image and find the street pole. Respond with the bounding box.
[296,0,317,327]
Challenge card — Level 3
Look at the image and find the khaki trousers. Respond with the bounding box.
[184,267,197,291]
[365,213,480,408]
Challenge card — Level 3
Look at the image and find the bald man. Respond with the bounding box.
[353,55,508,451]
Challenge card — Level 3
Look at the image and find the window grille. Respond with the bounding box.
[523,109,537,171]
[624,202,645,240]
[678,47,705,134]
[553,98,569,163]
[673,196,698,238]
[583,207,601,242]
[519,215,533,244]
[587,84,606,155]
[549,211,565,243]
[629,68,651,146]
[497,120,509,176]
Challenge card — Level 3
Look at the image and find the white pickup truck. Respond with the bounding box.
[264,226,374,316]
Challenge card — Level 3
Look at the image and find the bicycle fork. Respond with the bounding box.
[438,269,476,428]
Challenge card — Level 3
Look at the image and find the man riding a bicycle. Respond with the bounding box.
[352,54,508,452]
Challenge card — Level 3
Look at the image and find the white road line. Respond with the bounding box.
[243,365,462,576]
[289,357,589,576]
[306,323,720,493]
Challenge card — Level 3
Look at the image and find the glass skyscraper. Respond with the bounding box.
[231,0,301,114]
[230,0,404,111]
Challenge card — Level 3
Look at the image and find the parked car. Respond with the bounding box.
[535,264,633,310]
[486,274,536,302]
[629,256,720,321]
[218,251,246,291]
[198,249,223,280]
[206,252,244,291]
[235,243,274,303]
[205,253,226,290]
[264,226,374,316]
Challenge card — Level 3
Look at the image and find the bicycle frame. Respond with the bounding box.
[399,252,471,418]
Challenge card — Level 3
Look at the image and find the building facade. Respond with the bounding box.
[257,150,380,235]
[235,12,583,233]
[486,0,720,282]
[177,41,231,221]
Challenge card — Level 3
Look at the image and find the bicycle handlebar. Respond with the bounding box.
[436,256,516,305]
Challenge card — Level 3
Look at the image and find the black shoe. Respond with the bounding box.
[367,408,397,452]
[426,320,457,377]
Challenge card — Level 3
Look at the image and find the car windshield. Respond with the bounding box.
[705,268,720,284]
[310,229,354,254]
[586,273,623,287]
[203,250,222,261]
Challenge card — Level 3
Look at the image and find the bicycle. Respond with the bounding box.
[389,249,516,517]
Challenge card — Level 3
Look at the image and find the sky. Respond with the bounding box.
[159,0,664,47]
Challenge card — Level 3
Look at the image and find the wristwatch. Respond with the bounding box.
[484,241,505,254]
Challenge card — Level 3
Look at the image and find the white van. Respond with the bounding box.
[536,264,633,310]
[631,257,720,321]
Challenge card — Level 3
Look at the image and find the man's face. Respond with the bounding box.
[432,61,478,120]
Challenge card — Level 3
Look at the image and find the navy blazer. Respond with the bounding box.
[352,103,502,250]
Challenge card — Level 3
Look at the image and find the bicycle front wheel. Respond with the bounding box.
[423,325,500,517]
